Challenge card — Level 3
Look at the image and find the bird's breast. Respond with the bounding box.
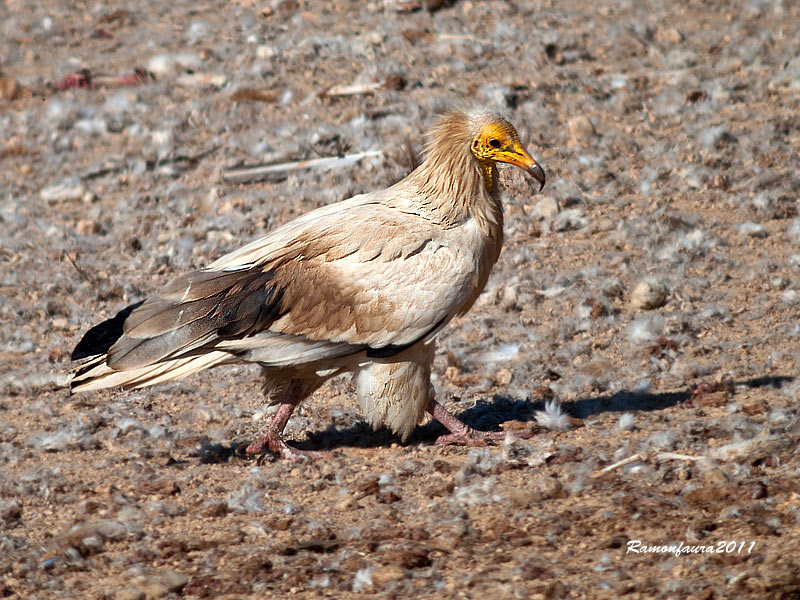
[446,217,503,316]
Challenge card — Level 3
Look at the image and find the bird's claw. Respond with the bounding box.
[246,435,332,462]
[434,427,535,446]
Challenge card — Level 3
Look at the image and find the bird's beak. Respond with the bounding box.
[500,145,546,192]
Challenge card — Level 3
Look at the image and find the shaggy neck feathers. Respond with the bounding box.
[405,110,504,239]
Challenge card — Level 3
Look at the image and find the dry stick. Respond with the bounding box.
[653,452,708,463]
[592,453,646,478]
[220,150,382,184]
[321,81,386,97]
[321,74,405,98]
[592,451,709,478]
[62,251,95,285]
[231,88,279,102]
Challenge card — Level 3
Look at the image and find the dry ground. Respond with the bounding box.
[1,0,799,598]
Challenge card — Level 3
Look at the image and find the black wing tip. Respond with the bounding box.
[71,300,145,361]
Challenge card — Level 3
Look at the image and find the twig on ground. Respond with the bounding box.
[231,88,280,102]
[61,251,96,285]
[592,453,646,478]
[320,75,405,98]
[220,150,382,184]
[593,451,711,479]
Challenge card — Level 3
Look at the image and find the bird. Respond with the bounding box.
[70,107,546,460]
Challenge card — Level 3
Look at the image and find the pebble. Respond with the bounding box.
[95,520,128,540]
[536,475,564,500]
[158,570,188,593]
[75,219,102,235]
[567,115,596,145]
[175,73,227,88]
[630,276,669,310]
[256,45,276,59]
[147,55,177,77]
[531,196,560,221]
[136,581,168,599]
[115,588,145,600]
[129,570,187,599]
[40,179,92,204]
[0,499,22,521]
[506,488,539,508]
[656,26,684,44]
[0,77,21,100]
[370,565,406,587]
[495,368,513,386]
[736,222,768,238]
[80,534,104,554]
[335,496,359,511]
[555,208,589,231]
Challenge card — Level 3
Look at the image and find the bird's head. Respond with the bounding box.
[469,116,546,192]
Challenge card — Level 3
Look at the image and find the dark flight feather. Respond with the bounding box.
[71,301,144,361]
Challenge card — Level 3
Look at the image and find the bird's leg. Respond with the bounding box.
[428,399,534,446]
[246,380,331,461]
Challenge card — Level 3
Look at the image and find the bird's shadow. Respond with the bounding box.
[195,374,793,461]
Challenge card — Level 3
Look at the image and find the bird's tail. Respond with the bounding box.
[70,300,232,393]
[70,350,231,392]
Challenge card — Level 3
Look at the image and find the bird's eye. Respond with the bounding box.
[488,138,501,148]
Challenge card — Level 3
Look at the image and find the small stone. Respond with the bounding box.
[531,196,560,221]
[147,55,178,78]
[578,358,616,380]
[158,570,188,593]
[137,581,168,599]
[175,72,227,88]
[567,115,596,145]
[130,571,186,599]
[95,520,128,540]
[0,77,21,100]
[736,222,767,238]
[370,565,406,587]
[1,499,22,522]
[536,475,563,500]
[115,588,145,600]
[656,26,684,44]
[40,180,88,203]
[507,487,539,508]
[256,45,276,58]
[80,534,104,554]
[630,277,669,310]
[75,219,102,235]
[264,514,292,530]
[376,489,401,503]
[495,368,513,386]
[203,501,229,517]
[335,496,359,511]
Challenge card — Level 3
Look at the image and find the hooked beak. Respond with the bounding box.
[501,145,546,192]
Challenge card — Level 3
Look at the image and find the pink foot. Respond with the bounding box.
[434,427,534,446]
[428,399,535,446]
[246,434,331,461]
[246,382,333,461]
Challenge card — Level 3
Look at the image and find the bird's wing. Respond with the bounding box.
[97,193,482,372]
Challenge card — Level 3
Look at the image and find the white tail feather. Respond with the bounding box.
[71,351,232,392]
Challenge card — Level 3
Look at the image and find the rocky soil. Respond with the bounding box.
[1,0,799,598]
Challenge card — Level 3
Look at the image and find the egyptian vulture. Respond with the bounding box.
[71,107,546,460]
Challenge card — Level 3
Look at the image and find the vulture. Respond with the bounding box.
[70,107,546,460]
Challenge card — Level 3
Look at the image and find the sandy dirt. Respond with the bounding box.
[1,0,799,598]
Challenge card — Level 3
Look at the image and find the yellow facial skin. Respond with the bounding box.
[471,122,546,191]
